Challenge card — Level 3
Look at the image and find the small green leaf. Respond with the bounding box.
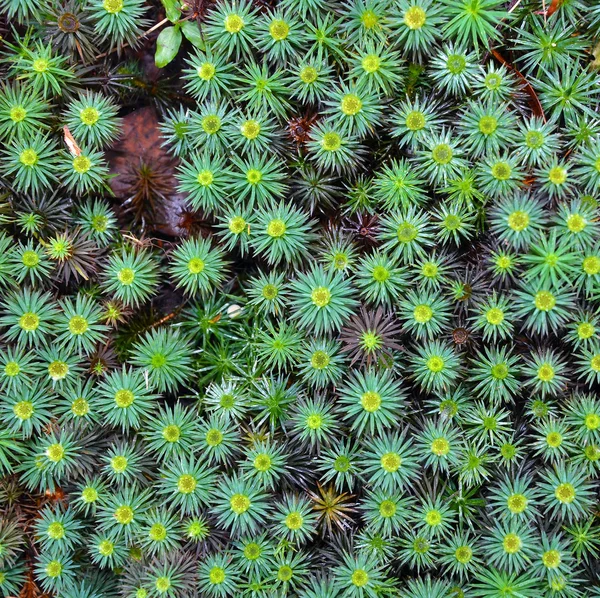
[161,0,182,22]
[181,20,204,49]
[155,26,182,68]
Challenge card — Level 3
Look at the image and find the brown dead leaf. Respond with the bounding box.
[546,0,563,17]
[63,126,81,156]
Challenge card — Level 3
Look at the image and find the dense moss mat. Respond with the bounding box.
[0,0,600,596]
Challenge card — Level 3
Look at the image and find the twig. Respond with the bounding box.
[490,48,546,122]
[141,17,171,39]
[94,17,170,60]
[508,0,523,13]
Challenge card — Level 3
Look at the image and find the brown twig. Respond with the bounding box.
[94,17,171,60]
[490,48,546,121]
